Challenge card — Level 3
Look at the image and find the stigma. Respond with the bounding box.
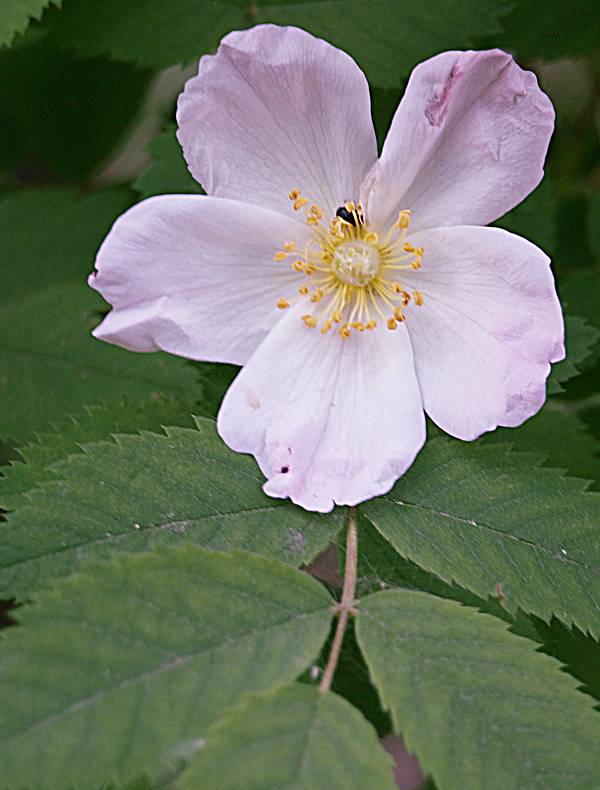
[274,192,425,338]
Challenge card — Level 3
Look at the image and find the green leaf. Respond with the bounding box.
[0,188,133,306]
[493,179,555,254]
[486,0,600,61]
[0,281,199,442]
[0,398,197,510]
[362,438,600,636]
[560,271,600,332]
[482,407,600,489]
[589,193,600,263]
[259,0,511,87]
[48,0,245,69]
[547,315,600,394]
[0,417,343,599]
[180,684,396,789]
[356,590,600,790]
[49,0,509,86]
[0,546,334,787]
[0,37,152,182]
[531,616,600,704]
[0,0,58,48]
[133,125,203,199]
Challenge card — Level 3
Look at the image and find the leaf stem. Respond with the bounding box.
[319,506,358,694]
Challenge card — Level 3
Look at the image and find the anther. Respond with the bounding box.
[289,189,301,200]
[411,260,421,270]
[298,285,309,295]
[339,324,351,339]
[310,289,324,303]
[277,298,290,309]
[387,317,398,330]
[413,290,424,306]
[363,232,378,244]
[293,260,305,272]
[320,321,332,335]
[366,321,377,330]
[293,197,309,210]
[397,210,411,229]
[403,243,415,253]
[274,251,288,262]
[332,309,343,324]
[302,314,317,328]
[283,241,296,252]
[393,307,405,322]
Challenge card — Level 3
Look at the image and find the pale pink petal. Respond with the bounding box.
[89,195,312,365]
[364,50,554,233]
[177,24,377,218]
[397,226,564,440]
[217,303,426,512]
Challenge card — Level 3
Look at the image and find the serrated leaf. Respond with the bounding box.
[0,0,59,48]
[49,0,510,87]
[486,0,600,61]
[547,314,600,394]
[259,0,511,87]
[0,398,196,510]
[0,188,133,306]
[356,590,600,789]
[362,438,600,636]
[0,37,152,182]
[482,407,600,489]
[48,0,245,69]
[0,417,343,599]
[0,281,199,442]
[0,546,333,788]
[133,125,203,199]
[180,684,396,790]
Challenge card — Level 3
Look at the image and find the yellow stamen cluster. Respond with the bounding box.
[273,189,425,338]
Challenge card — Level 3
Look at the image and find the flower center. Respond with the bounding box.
[273,193,425,338]
[331,241,380,287]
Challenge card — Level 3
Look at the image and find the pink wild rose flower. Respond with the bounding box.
[89,25,564,513]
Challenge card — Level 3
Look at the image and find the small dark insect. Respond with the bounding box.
[280,466,290,474]
[336,205,360,226]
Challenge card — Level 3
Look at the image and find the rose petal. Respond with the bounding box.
[89,194,311,365]
[217,303,426,512]
[177,24,377,218]
[364,50,554,233]
[398,225,564,440]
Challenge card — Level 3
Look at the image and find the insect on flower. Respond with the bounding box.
[89,25,564,512]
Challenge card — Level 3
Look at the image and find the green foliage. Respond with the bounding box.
[482,407,600,488]
[133,125,203,199]
[0,0,59,47]
[356,590,600,789]
[0,36,152,183]
[547,315,600,394]
[0,417,344,599]
[493,180,556,254]
[0,188,133,305]
[487,0,600,60]
[47,0,509,87]
[259,0,510,87]
[181,684,396,789]
[0,398,196,510]
[0,282,199,442]
[0,188,200,442]
[0,546,333,787]
[48,0,245,69]
[362,438,600,636]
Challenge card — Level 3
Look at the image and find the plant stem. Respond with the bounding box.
[319,506,358,694]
